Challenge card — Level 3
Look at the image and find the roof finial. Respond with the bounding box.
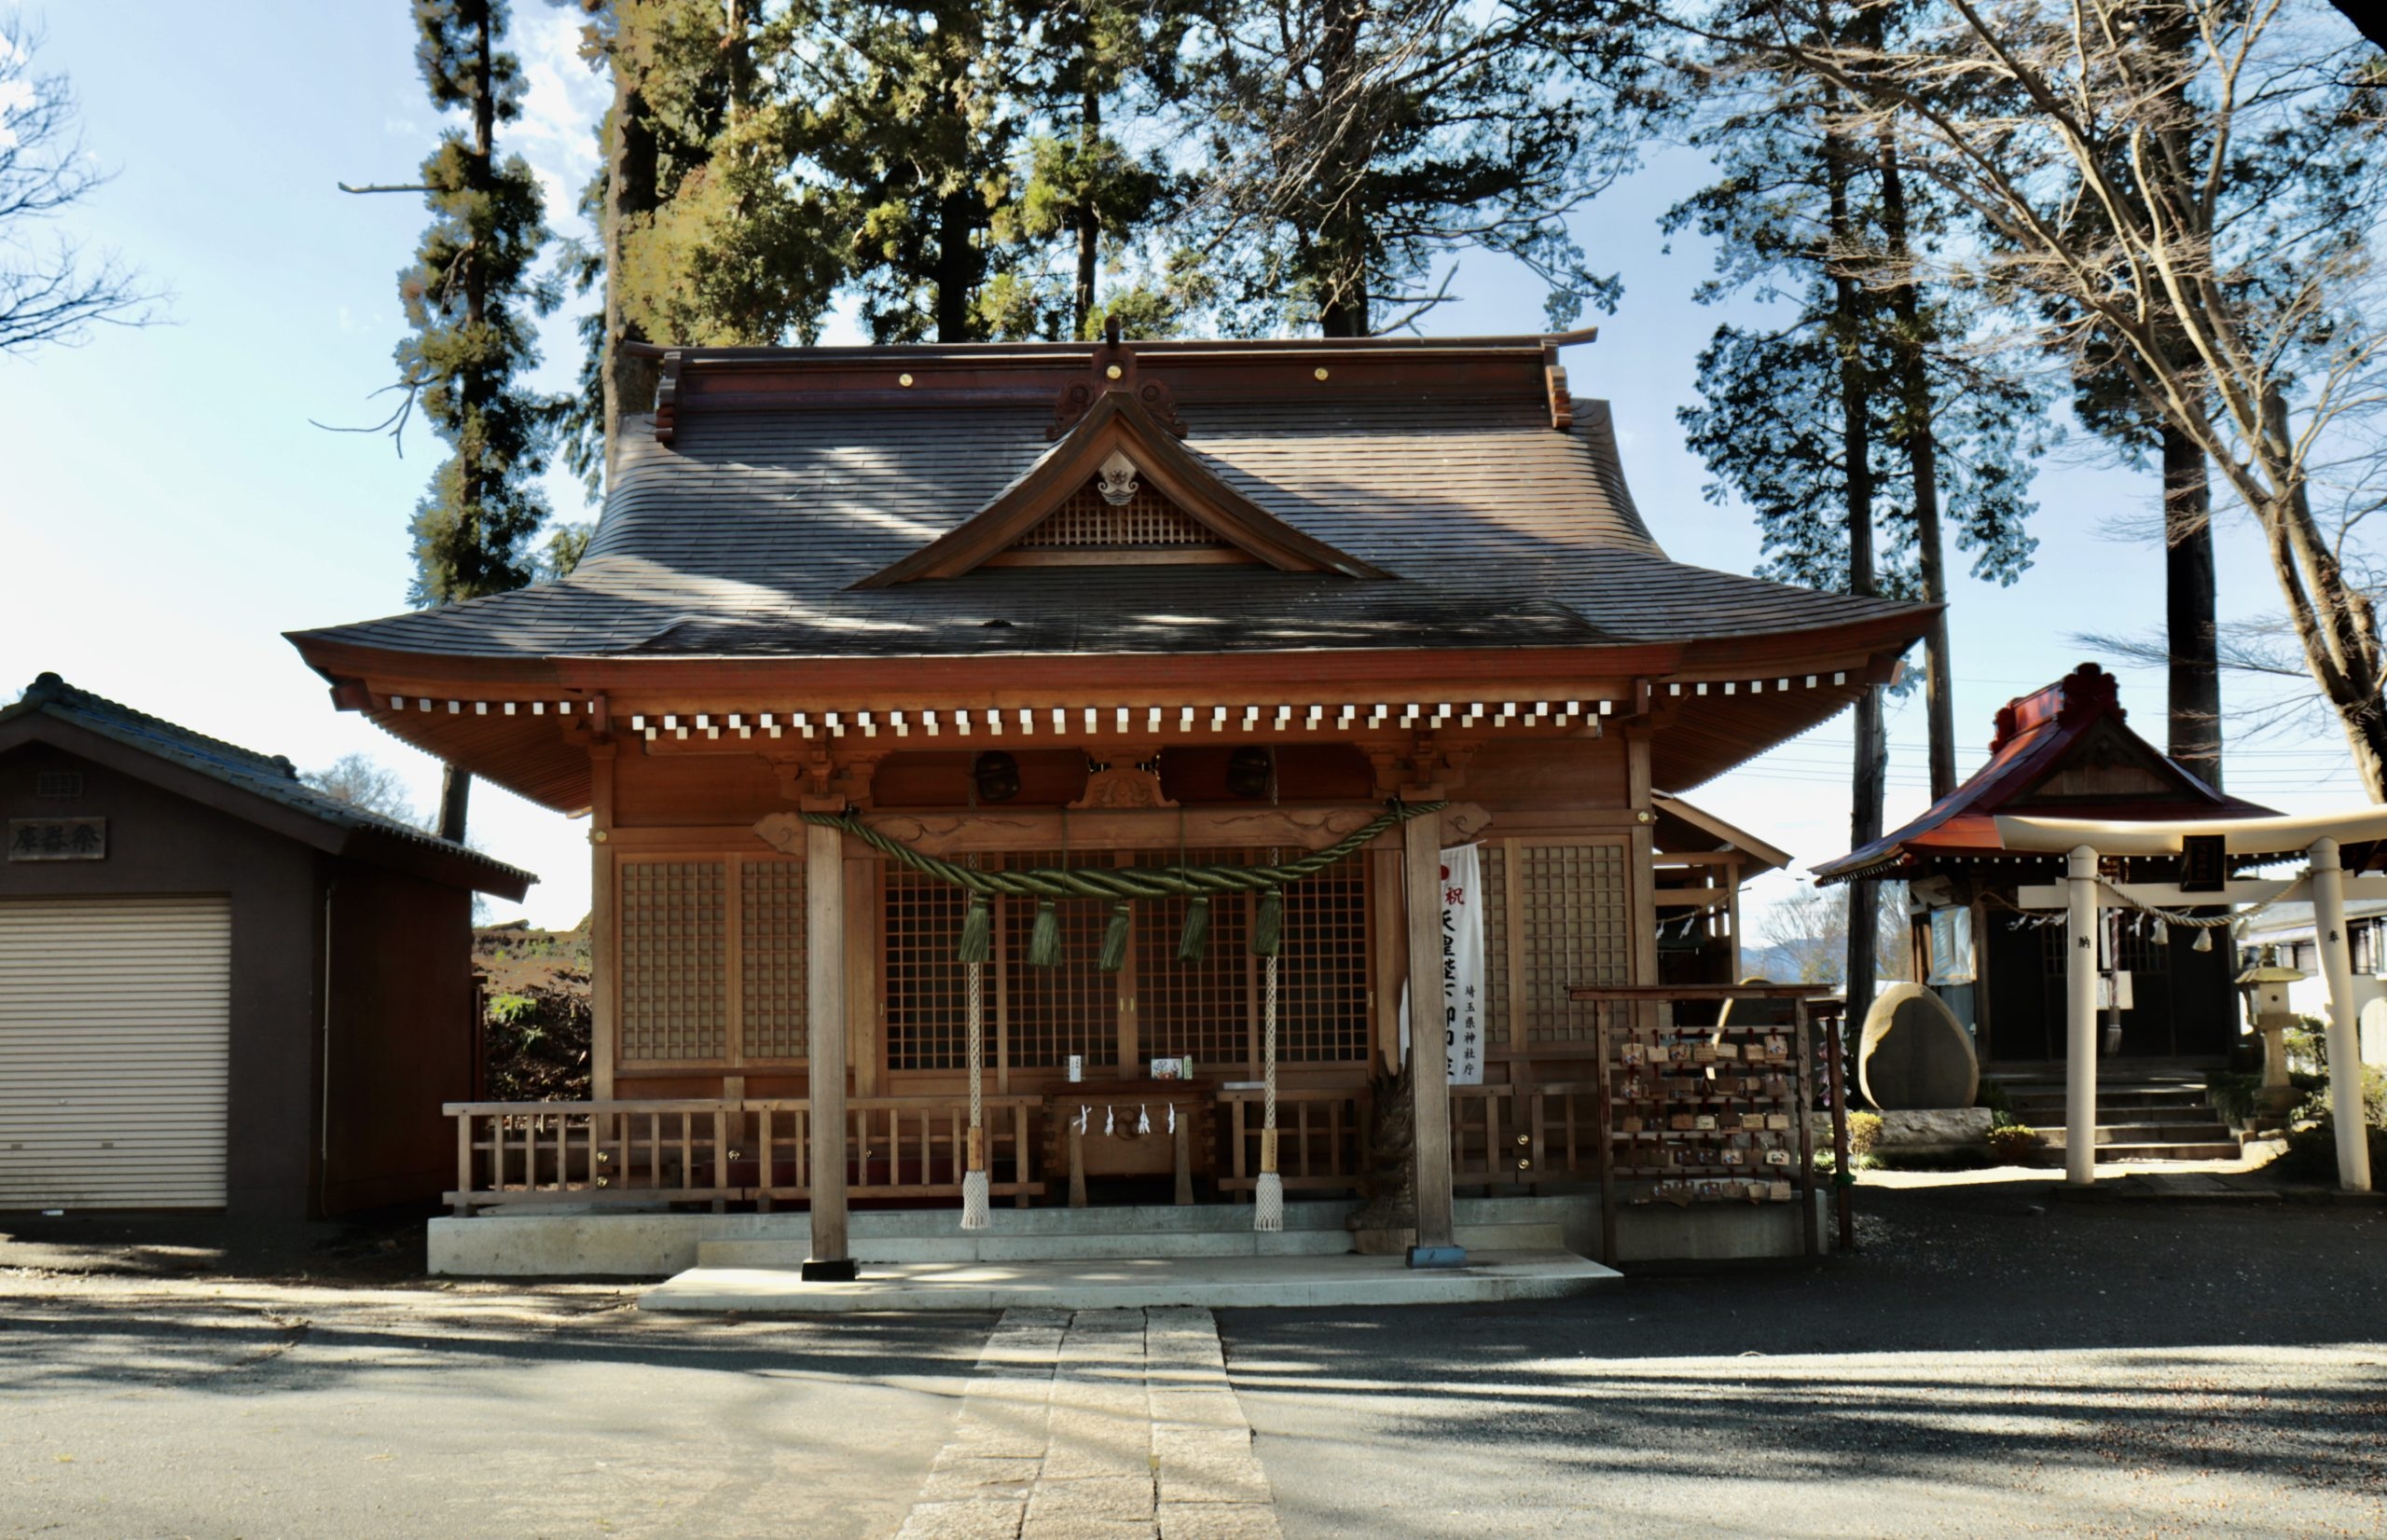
[1103,313,1123,348]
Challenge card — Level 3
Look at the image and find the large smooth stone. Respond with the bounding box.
[1718,978,1800,1031]
[1858,983,1979,1111]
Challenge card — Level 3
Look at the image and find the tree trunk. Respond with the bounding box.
[1877,131,1956,802]
[936,181,979,342]
[2161,423,2223,789]
[1313,0,1370,337]
[1074,70,1100,339]
[1827,116,1884,1017]
[437,763,472,846]
[601,48,660,485]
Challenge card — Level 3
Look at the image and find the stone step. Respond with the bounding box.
[2026,1121,2238,1146]
[2005,1100,2215,1121]
[697,1219,1568,1267]
[2035,1134,2243,1161]
[1999,1098,2228,1120]
[822,1200,1357,1240]
[641,1250,1621,1313]
[2003,1087,2213,1107]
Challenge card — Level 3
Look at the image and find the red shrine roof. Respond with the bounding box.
[1813,663,2277,884]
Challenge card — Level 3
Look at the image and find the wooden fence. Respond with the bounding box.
[445,1075,1631,1214]
[443,1096,1045,1214]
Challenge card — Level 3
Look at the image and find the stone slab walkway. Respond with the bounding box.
[896,1306,1281,1540]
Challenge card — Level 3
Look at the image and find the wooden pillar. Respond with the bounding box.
[588,744,618,1102]
[2306,838,2373,1192]
[2064,845,2100,1188]
[804,818,855,1278]
[1404,808,1463,1266]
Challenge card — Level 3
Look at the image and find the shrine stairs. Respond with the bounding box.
[1987,1070,2243,1162]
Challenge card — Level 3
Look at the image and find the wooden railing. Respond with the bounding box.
[445,1097,1048,1214]
[743,1096,1044,1208]
[446,1100,740,1214]
[1219,1087,1369,1197]
[1448,1081,1604,1192]
[448,1078,1614,1213]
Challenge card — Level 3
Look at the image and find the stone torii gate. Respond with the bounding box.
[1999,806,2387,1193]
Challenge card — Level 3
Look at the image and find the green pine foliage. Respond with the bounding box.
[1668,16,2041,603]
[399,0,564,607]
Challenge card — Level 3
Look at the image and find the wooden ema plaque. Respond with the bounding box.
[1577,985,1822,1263]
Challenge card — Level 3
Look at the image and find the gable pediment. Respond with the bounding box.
[2015,718,2190,804]
[853,391,1387,587]
[984,451,1249,569]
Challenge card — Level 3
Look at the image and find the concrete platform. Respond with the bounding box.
[638,1249,1619,1313]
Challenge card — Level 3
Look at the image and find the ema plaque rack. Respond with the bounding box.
[1571,984,1826,1263]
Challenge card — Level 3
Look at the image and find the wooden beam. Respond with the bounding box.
[805,818,854,1276]
[753,803,1491,859]
[1404,808,1461,1264]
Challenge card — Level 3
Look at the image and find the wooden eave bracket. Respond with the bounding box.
[851,390,1390,588]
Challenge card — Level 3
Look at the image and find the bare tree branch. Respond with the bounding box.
[0,18,165,354]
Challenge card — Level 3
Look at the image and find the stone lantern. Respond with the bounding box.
[2235,945,2307,1115]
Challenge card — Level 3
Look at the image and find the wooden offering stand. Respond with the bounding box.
[1042,1079,1219,1206]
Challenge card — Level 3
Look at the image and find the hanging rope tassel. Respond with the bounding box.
[1177,893,1212,962]
[958,894,992,964]
[2193,927,2214,952]
[1097,901,1132,972]
[1028,899,1063,968]
[1255,950,1284,1231]
[960,955,989,1230]
[1252,887,1283,958]
[2151,916,2170,945]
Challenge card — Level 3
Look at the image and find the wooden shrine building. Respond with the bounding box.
[289,332,1932,1270]
[1814,664,2275,1068]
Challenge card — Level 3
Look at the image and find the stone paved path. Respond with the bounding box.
[895,1306,1281,1540]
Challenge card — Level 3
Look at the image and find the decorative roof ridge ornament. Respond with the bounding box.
[1048,314,1187,441]
[1096,448,1140,506]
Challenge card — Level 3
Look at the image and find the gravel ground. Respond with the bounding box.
[1219,1180,2387,1539]
[4,1182,2381,1539]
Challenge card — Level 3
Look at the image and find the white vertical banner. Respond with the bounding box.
[1442,843,1486,1086]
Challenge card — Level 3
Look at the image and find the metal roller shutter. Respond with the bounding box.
[0,896,231,1208]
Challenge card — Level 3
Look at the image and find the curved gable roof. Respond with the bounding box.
[290,336,1925,665]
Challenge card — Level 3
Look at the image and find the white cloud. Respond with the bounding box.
[509,9,606,241]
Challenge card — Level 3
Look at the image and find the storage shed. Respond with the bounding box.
[0,673,534,1217]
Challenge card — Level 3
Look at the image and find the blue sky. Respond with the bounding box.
[1,3,2370,937]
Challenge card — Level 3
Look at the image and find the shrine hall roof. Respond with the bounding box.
[288,336,1930,666]
[1813,663,2278,885]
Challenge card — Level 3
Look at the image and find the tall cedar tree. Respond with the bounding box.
[2052,4,2248,792]
[559,1,838,493]
[1183,0,1657,336]
[396,0,561,840]
[1679,0,2387,794]
[986,0,1205,339]
[1670,5,2040,1004]
[771,0,1024,342]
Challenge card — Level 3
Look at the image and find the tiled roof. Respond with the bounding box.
[290,342,1925,664]
[1812,664,2278,883]
[2,673,536,893]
